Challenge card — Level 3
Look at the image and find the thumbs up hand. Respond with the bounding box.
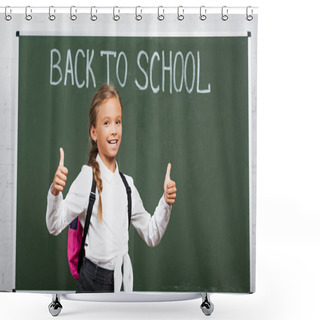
[51,147,68,196]
[164,163,177,206]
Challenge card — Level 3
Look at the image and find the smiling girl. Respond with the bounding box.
[46,84,177,293]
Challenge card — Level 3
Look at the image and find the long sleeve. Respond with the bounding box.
[130,178,172,247]
[46,165,92,236]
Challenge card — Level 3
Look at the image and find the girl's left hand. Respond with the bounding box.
[164,163,177,205]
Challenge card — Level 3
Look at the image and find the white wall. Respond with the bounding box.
[1,0,319,319]
[0,16,18,292]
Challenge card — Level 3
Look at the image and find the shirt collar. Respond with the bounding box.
[96,153,119,183]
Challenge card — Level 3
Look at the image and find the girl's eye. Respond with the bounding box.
[116,120,121,125]
[104,121,109,126]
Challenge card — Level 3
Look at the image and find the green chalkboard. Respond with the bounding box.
[17,35,250,292]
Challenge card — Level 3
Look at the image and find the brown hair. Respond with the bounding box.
[88,84,122,222]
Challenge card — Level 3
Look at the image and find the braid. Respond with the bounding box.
[88,142,103,222]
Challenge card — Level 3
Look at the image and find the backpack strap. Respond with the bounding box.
[119,172,132,229]
[77,174,96,274]
[77,171,131,274]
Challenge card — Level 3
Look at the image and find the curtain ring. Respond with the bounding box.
[158,6,164,21]
[135,6,142,21]
[49,6,56,21]
[221,6,228,21]
[200,6,207,21]
[113,6,120,21]
[91,6,97,21]
[25,6,32,21]
[5,6,12,21]
[246,6,253,21]
[70,6,77,21]
[177,6,184,21]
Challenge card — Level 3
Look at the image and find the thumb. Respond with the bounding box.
[165,163,171,181]
[59,147,64,167]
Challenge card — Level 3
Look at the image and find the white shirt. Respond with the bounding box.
[46,154,172,292]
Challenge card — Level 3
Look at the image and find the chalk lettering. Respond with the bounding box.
[75,49,85,88]
[134,50,211,94]
[64,49,75,86]
[50,48,211,94]
[184,52,195,94]
[50,49,96,88]
[86,49,96,88]
[150,52,160,93]
[116,51,128,88]
[173,51,184,92]
[50,49,62,86]
[197,51,211,94]
[100,51,116,85]
[162,50,172,94]
[135,50,149,90]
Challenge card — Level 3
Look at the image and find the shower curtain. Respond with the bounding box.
[0,6,258,293]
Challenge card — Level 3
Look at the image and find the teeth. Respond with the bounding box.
[109,140,117,144]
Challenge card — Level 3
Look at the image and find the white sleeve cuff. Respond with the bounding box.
[47,183,63,203]
[160,194,172,209]
[159,194,172,222]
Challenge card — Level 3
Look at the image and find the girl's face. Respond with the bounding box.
[90,97,122,168]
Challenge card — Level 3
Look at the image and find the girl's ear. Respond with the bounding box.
[90,125,97,142]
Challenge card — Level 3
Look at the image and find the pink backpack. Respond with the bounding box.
[68,176,96,280]
[67,218,84,280]
[67,172,132,280]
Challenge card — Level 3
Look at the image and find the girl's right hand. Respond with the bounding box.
[51,147,68,196]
